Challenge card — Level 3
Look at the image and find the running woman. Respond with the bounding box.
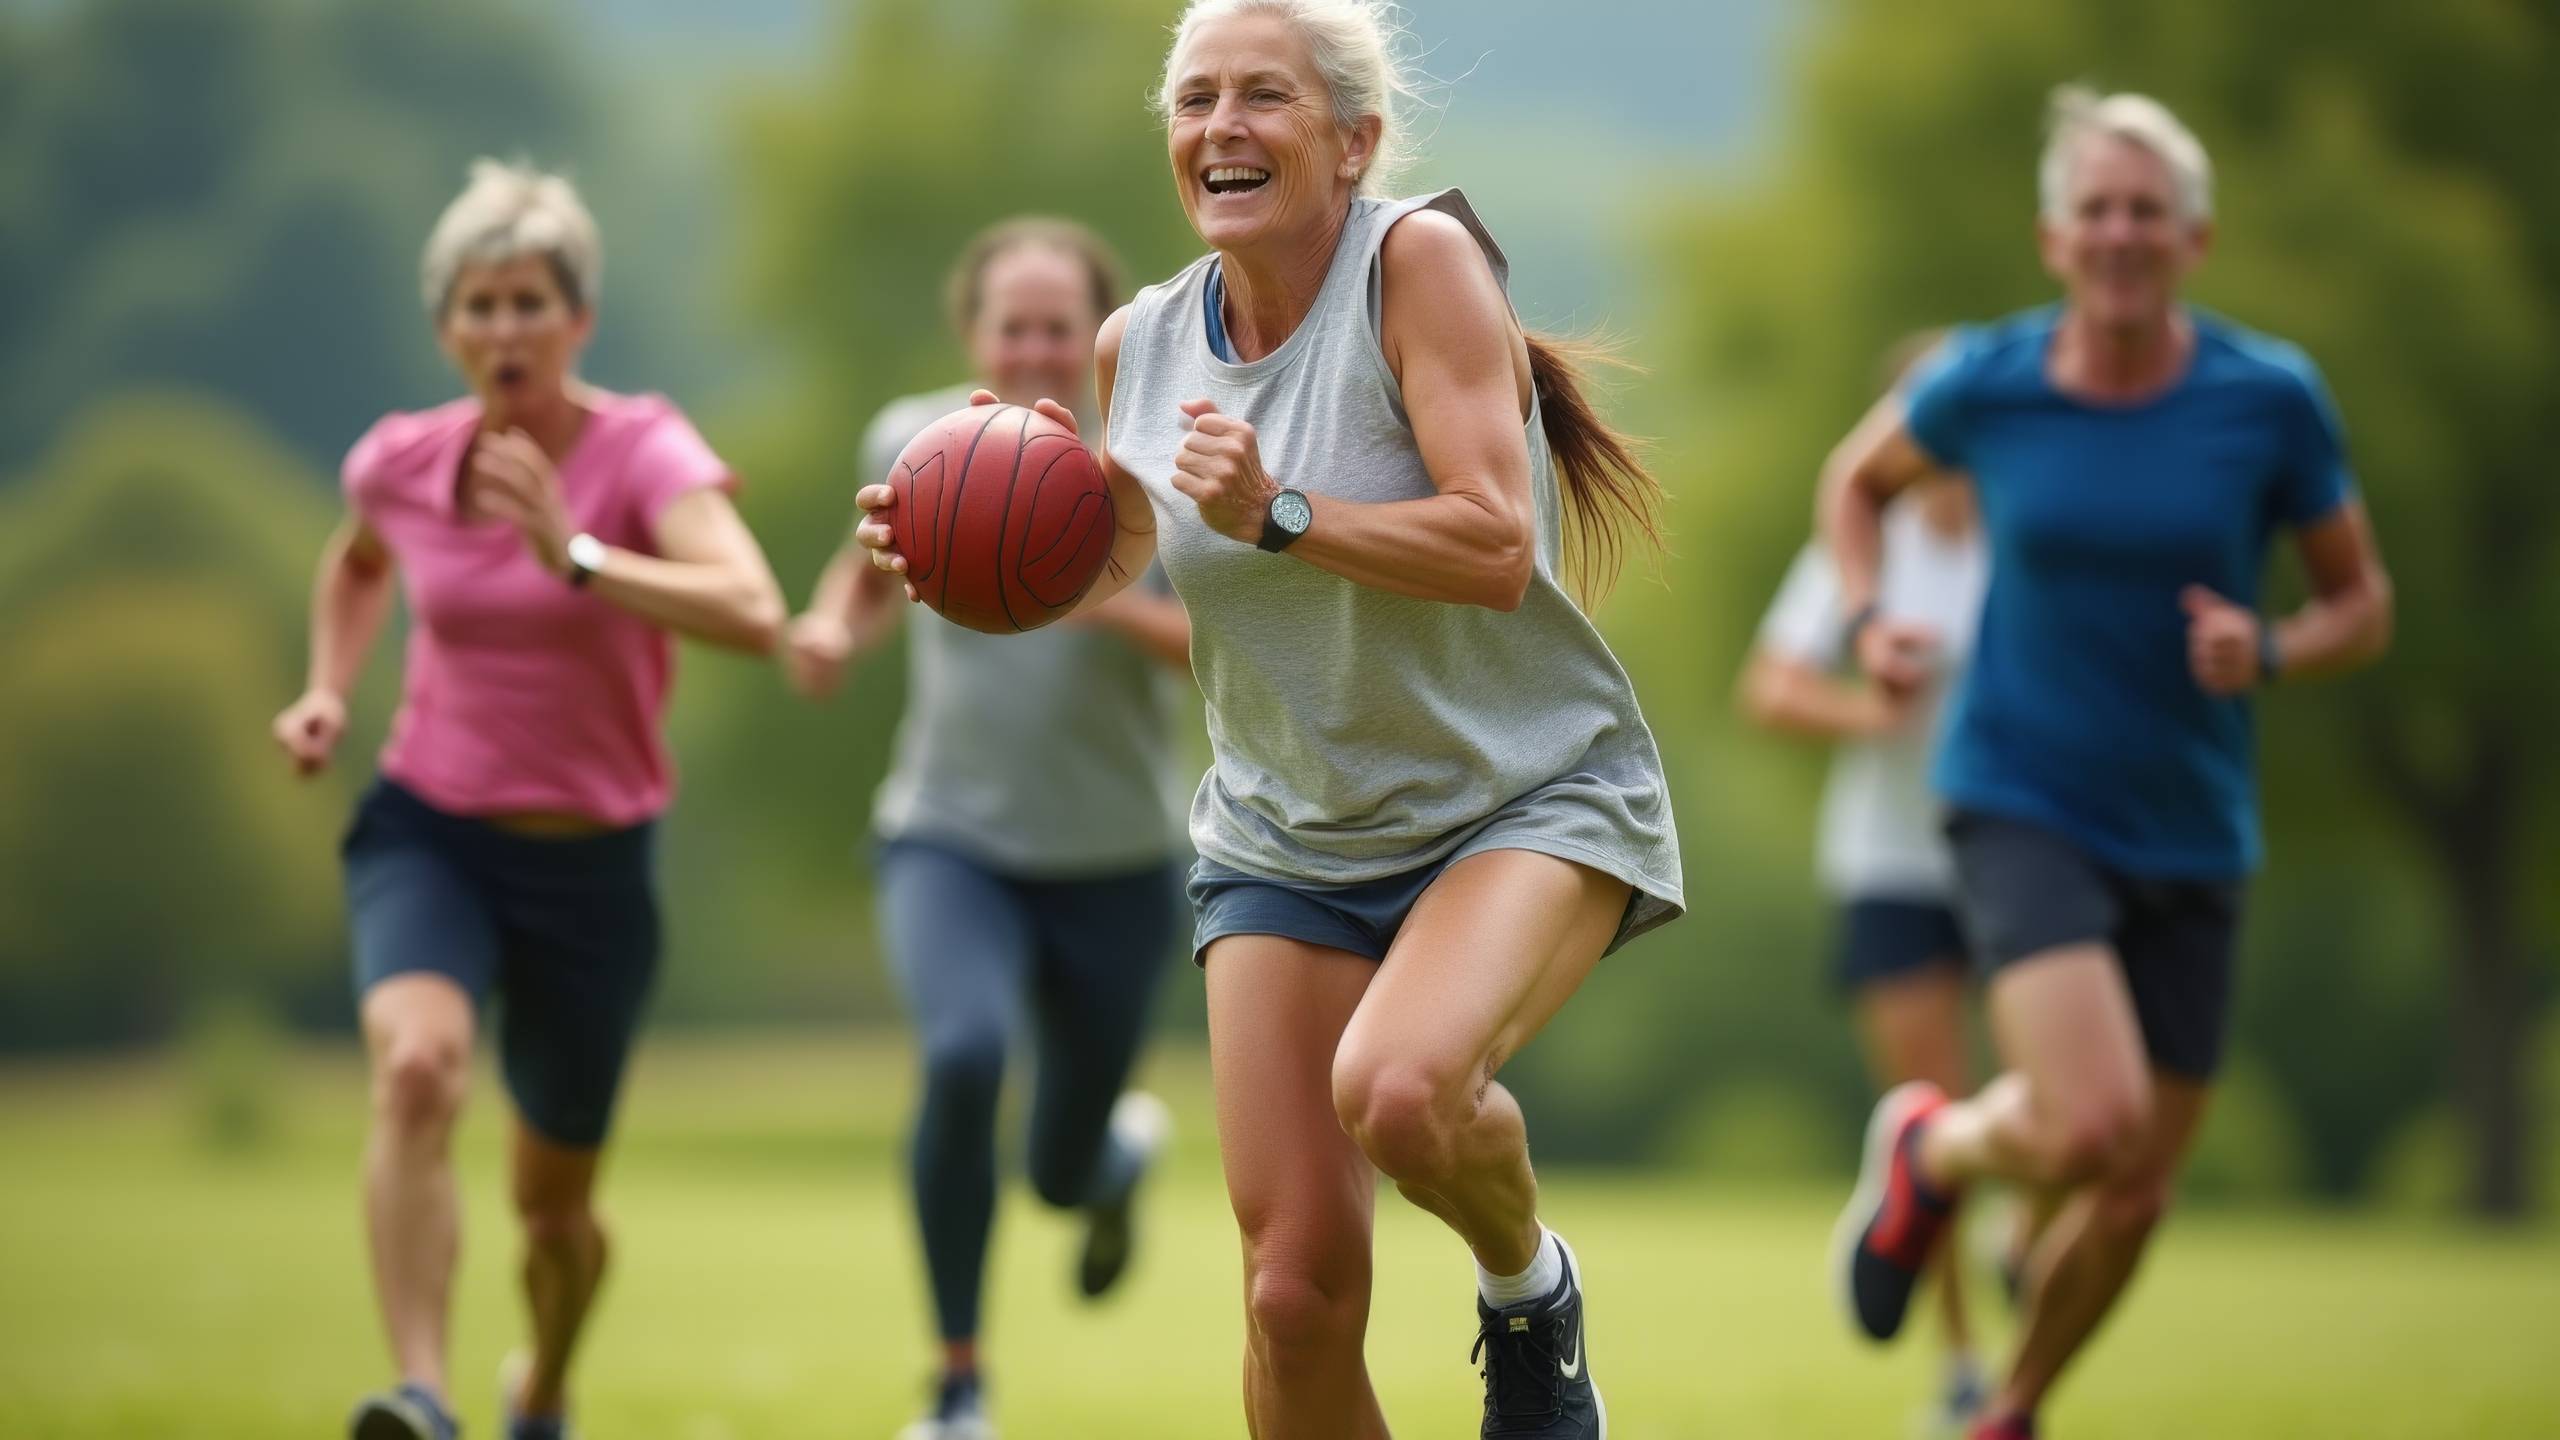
[784,218,1193,1440]
[270,160,785,1440]
[860,4,1683,1435]
[1740,339,1990,1434]
[1821,89,2393,1440]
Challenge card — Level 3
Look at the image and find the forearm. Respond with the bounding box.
[1739,655,1896,740]
[811,546,903,654]
[2271,579,2392,682]
[306,536,393,699]
[1287,488,1529,610]
[591,548,785,655]
[1083,589,1192,674]
[1818,460,1889,616]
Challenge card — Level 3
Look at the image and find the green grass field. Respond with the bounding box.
[2,1033,2553,1438]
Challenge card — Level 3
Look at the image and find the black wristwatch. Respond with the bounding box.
[2257,620,2283,683]
[1839,601,1881,664]
[1257,488,1313,553]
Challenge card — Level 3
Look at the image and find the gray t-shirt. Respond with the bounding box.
[866,385,1183,876]
[1108,191,1683,942]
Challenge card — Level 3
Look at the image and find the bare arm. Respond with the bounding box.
[1815,392,1942,692]
[2182,499,2393,695]
[1071,584,1193,676]
[574,486,785,654]
[1168,212,1535,611]
[783,537,907,699]
[1735,647,1911,741]
[466,429,785,654]
[271,514,396,775]
[2273,500,2393,679]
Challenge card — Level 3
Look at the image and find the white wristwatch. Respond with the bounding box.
[565,532,607,588]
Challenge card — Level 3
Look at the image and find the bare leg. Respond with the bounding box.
[1916,946,2153,1196]
[1995,1075,2209,1416]
[360,975,475,1395]
[1206,935,1387,1440]
[1331,851,1629,1277]
[509,1122,610,1419]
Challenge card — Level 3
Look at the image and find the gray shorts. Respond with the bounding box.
[1946,809,2242,1081]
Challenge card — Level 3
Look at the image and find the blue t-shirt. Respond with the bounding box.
[1904,307,2353,879]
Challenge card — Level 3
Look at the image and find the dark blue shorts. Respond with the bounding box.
[1189,847,1644,965]
[1946,809,2242,1081]
[342,778,661,1147]
[1833,898,1968,992]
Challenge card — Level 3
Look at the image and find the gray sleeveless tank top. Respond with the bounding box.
[866,385,1183,876]
[1109,191,1683,940]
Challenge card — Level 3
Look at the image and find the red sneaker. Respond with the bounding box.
[1830,1081,1960,1341]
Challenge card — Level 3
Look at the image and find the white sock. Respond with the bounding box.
[1476,1225,1564,1308]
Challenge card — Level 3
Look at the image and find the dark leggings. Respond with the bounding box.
[876,839,1180,1343]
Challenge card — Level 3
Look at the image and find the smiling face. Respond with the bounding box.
[2038,134,2211,332]
[967,243,1101,407]
[436,252,592,420]
[1165,13,1376,257]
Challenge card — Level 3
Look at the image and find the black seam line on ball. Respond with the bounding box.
[943,404,1008,616]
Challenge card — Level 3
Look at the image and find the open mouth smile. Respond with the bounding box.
[1203,165,1271,196]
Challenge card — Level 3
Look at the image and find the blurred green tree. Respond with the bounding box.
[1653,0,2556,1215]
[0,0,705,476]
[0,394,372,1044]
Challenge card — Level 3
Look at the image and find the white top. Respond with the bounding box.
[1756,500,1989,901]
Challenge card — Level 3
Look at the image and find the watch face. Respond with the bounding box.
[1271,490,1313,534]
[568,533,606,571]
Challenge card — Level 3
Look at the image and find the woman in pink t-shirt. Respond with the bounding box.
[268,159,783,1440]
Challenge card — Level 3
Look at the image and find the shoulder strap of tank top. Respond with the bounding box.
[1362,189,1514,341]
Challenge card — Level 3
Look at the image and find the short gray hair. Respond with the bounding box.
[1155,0,1428,198]
[419,158,602,317]
[2039,85,2213,224]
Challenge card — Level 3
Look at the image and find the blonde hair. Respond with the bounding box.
[419,158,603,317]
[1155,0,1426,197]
[2040,85,2214,224]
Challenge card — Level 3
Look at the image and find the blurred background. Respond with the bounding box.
[2,0,2554,1435]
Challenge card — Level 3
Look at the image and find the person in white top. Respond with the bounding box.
[1739,338,1992,1435]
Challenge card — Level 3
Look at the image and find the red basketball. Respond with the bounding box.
[886,403,1116,634]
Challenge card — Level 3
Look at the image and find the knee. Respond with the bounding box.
[2044,1092,2151,1188]
[1027,1148,1091,1211]
[373,1034,468,1136]
[515,1192,600,1252]
[2092,1171,2175,1240]
[920,1028,1007,1112]
[1241,1242,1369,1363]
[1331,1054,1465,1185]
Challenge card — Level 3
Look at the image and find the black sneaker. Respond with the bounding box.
[1471,1234,1605,1438]
[1077,1092,1170,1299]
[349,1382,459,1440]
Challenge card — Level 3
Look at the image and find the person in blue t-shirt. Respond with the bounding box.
[1818,87,2394,1440]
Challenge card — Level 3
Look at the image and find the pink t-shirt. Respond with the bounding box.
[345,390,735,826]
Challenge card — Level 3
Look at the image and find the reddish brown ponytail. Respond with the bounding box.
[1525,332,1665,606]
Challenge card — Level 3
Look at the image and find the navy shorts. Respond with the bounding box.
[1189,846,1643,965]
[1833,898,1968,992]
[342,778,661,1147]
[1946,809,2242,1081]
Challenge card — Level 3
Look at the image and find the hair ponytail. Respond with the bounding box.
[1525,332,1664,605]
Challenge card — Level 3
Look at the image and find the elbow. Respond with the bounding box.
[734,588,787,657]
[2356,574,2396,665]
[1472,524,1535,613]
